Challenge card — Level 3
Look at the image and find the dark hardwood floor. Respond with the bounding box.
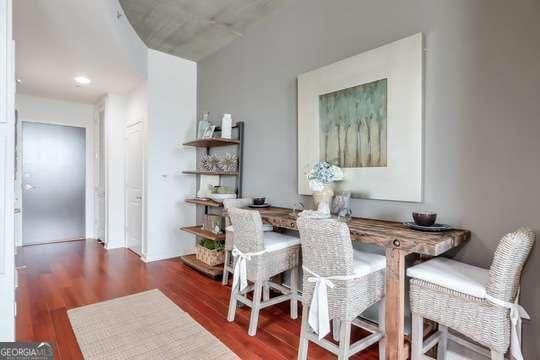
[16,240,379,359]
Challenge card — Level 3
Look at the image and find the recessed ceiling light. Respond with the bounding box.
[74,75,91,86]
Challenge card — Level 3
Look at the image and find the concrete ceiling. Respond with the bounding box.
[119,0,290,61]
[14,0,145,104]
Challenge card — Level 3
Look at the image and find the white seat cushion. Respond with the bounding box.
[353,250,386,276]
[407,257,489,298]
[225,224,273,232]
[263,231,300,252]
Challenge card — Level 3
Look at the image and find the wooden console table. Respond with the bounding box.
[254,207,471,360]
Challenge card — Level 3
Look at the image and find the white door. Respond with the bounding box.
[125,122,143,255]
[94,109,105,242]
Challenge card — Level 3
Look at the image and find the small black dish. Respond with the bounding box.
[253,197,266,206]
[412,212,437,227]
[403,222,451,232]
[248,203,271,208]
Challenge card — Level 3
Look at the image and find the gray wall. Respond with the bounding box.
[198,0,540,355]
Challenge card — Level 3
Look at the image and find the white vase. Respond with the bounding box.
[312,184,334,217]
[221,113,232,139]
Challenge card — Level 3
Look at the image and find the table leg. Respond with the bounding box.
[385,247,406,360]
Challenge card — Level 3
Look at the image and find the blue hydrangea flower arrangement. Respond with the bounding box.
[307,161,344,191]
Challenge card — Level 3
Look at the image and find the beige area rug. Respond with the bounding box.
[67,289,239,360]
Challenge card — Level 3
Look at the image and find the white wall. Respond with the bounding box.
[104,0,148,80]
[126,82,147,127]
[0,0,15,341]
[15,94,96,242]
[102,94,126,249]
[101,50,197,261]
[144,49,196,261]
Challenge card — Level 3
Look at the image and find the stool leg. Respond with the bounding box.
[248,281,263,336]
[378,298,386,360]
[290,266,298,319]
[263,282,270,301]
[338,320,351,360]
[222,250,230,285]
[490,351,504,360]
[297,304,309,360]
[332,319,341,342]
[227,283,239,322]
[437,324,448,360]
[411,313,424,360]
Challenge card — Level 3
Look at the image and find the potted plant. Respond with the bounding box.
[196,239,225,266]
[306,161,344,217]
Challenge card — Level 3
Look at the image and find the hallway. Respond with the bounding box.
[15,240,380,360]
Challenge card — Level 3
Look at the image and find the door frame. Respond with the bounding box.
[93,102,106,243]
[18,117,95,241]
[0,0,15,341]
[14,110,21,247]
[20,121,87,245]
[124,120,146,257]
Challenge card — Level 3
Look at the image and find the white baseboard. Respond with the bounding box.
[141,254,175,263]
[104,243,124,250]
[142,250,191,263]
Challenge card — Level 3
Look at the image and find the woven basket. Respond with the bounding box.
[196,245,225,266]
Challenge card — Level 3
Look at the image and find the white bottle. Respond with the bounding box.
[221,113,232,139]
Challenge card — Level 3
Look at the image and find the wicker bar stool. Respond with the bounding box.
[408,227,535,360]
[227,208,300,336]
[222,198,273,285]
[296,215,386,360]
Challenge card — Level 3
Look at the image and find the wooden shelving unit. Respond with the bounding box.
[183,138,240,147]
[179,122,244,279]
[180,225,225,241]
[179,254,224,279]
[182,170,239,176]
[184,198,223,207]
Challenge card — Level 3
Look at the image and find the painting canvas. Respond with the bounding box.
[298,33,423,202]
[319,79,387,168]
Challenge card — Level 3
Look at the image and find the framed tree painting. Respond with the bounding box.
[298,33,423,202]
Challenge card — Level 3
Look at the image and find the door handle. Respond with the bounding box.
[23,184,38,190]
[14,208,21,214]
[136,196,142,200]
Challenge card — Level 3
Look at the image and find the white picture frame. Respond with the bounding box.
[297,33,423,202]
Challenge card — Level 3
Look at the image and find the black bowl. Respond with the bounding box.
[253,197,266,206]
[412,212,437,227]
